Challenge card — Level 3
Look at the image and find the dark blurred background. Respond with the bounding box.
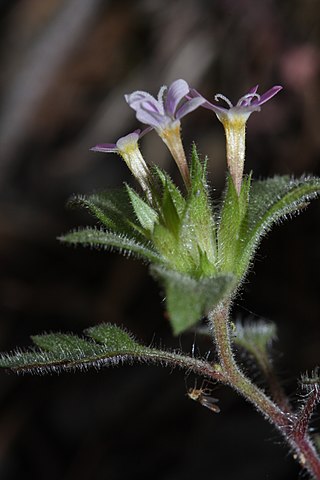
[0,1,319,479]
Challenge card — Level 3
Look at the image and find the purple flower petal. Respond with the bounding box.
[125,91,154,105]
[125,91,163,113]
[157,85,167,106]
[165,79,189,117]
[255,85,283,106]
[248,85,259,95]
[90,128,151,154]
[136,103,168,129]
[139,126,153,138]
[90,143,117,153]
[188,88,228,114]
[126,80,204,132]
[175,96,205,120]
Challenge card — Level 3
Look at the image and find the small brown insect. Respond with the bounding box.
[187,385,220,413]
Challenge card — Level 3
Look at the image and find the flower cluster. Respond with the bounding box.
[66,78,320,335]
[92,79,281,197]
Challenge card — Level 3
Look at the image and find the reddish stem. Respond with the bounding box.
[209,303,320,479]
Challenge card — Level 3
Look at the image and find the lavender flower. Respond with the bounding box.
[190,85,282,194]
[125,79,204,188]
[91,129,152,195]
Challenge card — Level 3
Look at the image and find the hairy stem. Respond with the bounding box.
[209,302,320,479]
[254,350,292,414]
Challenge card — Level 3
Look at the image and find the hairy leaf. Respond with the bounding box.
[68,189,144,237]
[236,176,320,277]
[59,227,161,263]
[234,320,277,353]
[0,324,221,378]
[126,185,158,234]
[153,166,186,216]
[217,174,251,272]
[183,147,217,267]
[151,265,235,335]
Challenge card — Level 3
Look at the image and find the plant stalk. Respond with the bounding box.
[209,302,320,479]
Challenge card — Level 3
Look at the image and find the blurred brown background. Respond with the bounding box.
[0,1,319,479]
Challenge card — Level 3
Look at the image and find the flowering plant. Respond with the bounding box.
[1,79,320,478]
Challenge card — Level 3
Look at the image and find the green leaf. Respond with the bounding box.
[151,265,235,335]
[237,176,320,277]
[59,227,161,263]
[182,146,217,268]
[68,189,143,237]
[0,324,221,377]
[153,166,186,216]
[32,333,98,356]
[233,321,277,370]
[152,224,195,273]
[126,185,158,234]
[233,320,277,387]
[85,324,138,350]
[160,183,181,237]
[217,174,251,273]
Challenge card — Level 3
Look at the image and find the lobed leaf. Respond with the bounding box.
[0,324,221,378]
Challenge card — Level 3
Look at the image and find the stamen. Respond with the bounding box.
[237,93,261,107]
[214,94,233,108]
[158,85,167,106]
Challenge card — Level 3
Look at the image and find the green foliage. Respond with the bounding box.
[151,149,217,276]
[236,176,320,277]
[234,320,276,355]
[61,147,320,335]
[69,189,142,236]
[216,175,320,279]
[126,185,158,235]
[151,265,235,335]
[217,174,251,272]
[153,166,186,217]
[0,324,218,375]
[185,147,217,266]
[233,320,277,378]
[60,228,161,264]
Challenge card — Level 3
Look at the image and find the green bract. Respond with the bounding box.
[60,146,320,335]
